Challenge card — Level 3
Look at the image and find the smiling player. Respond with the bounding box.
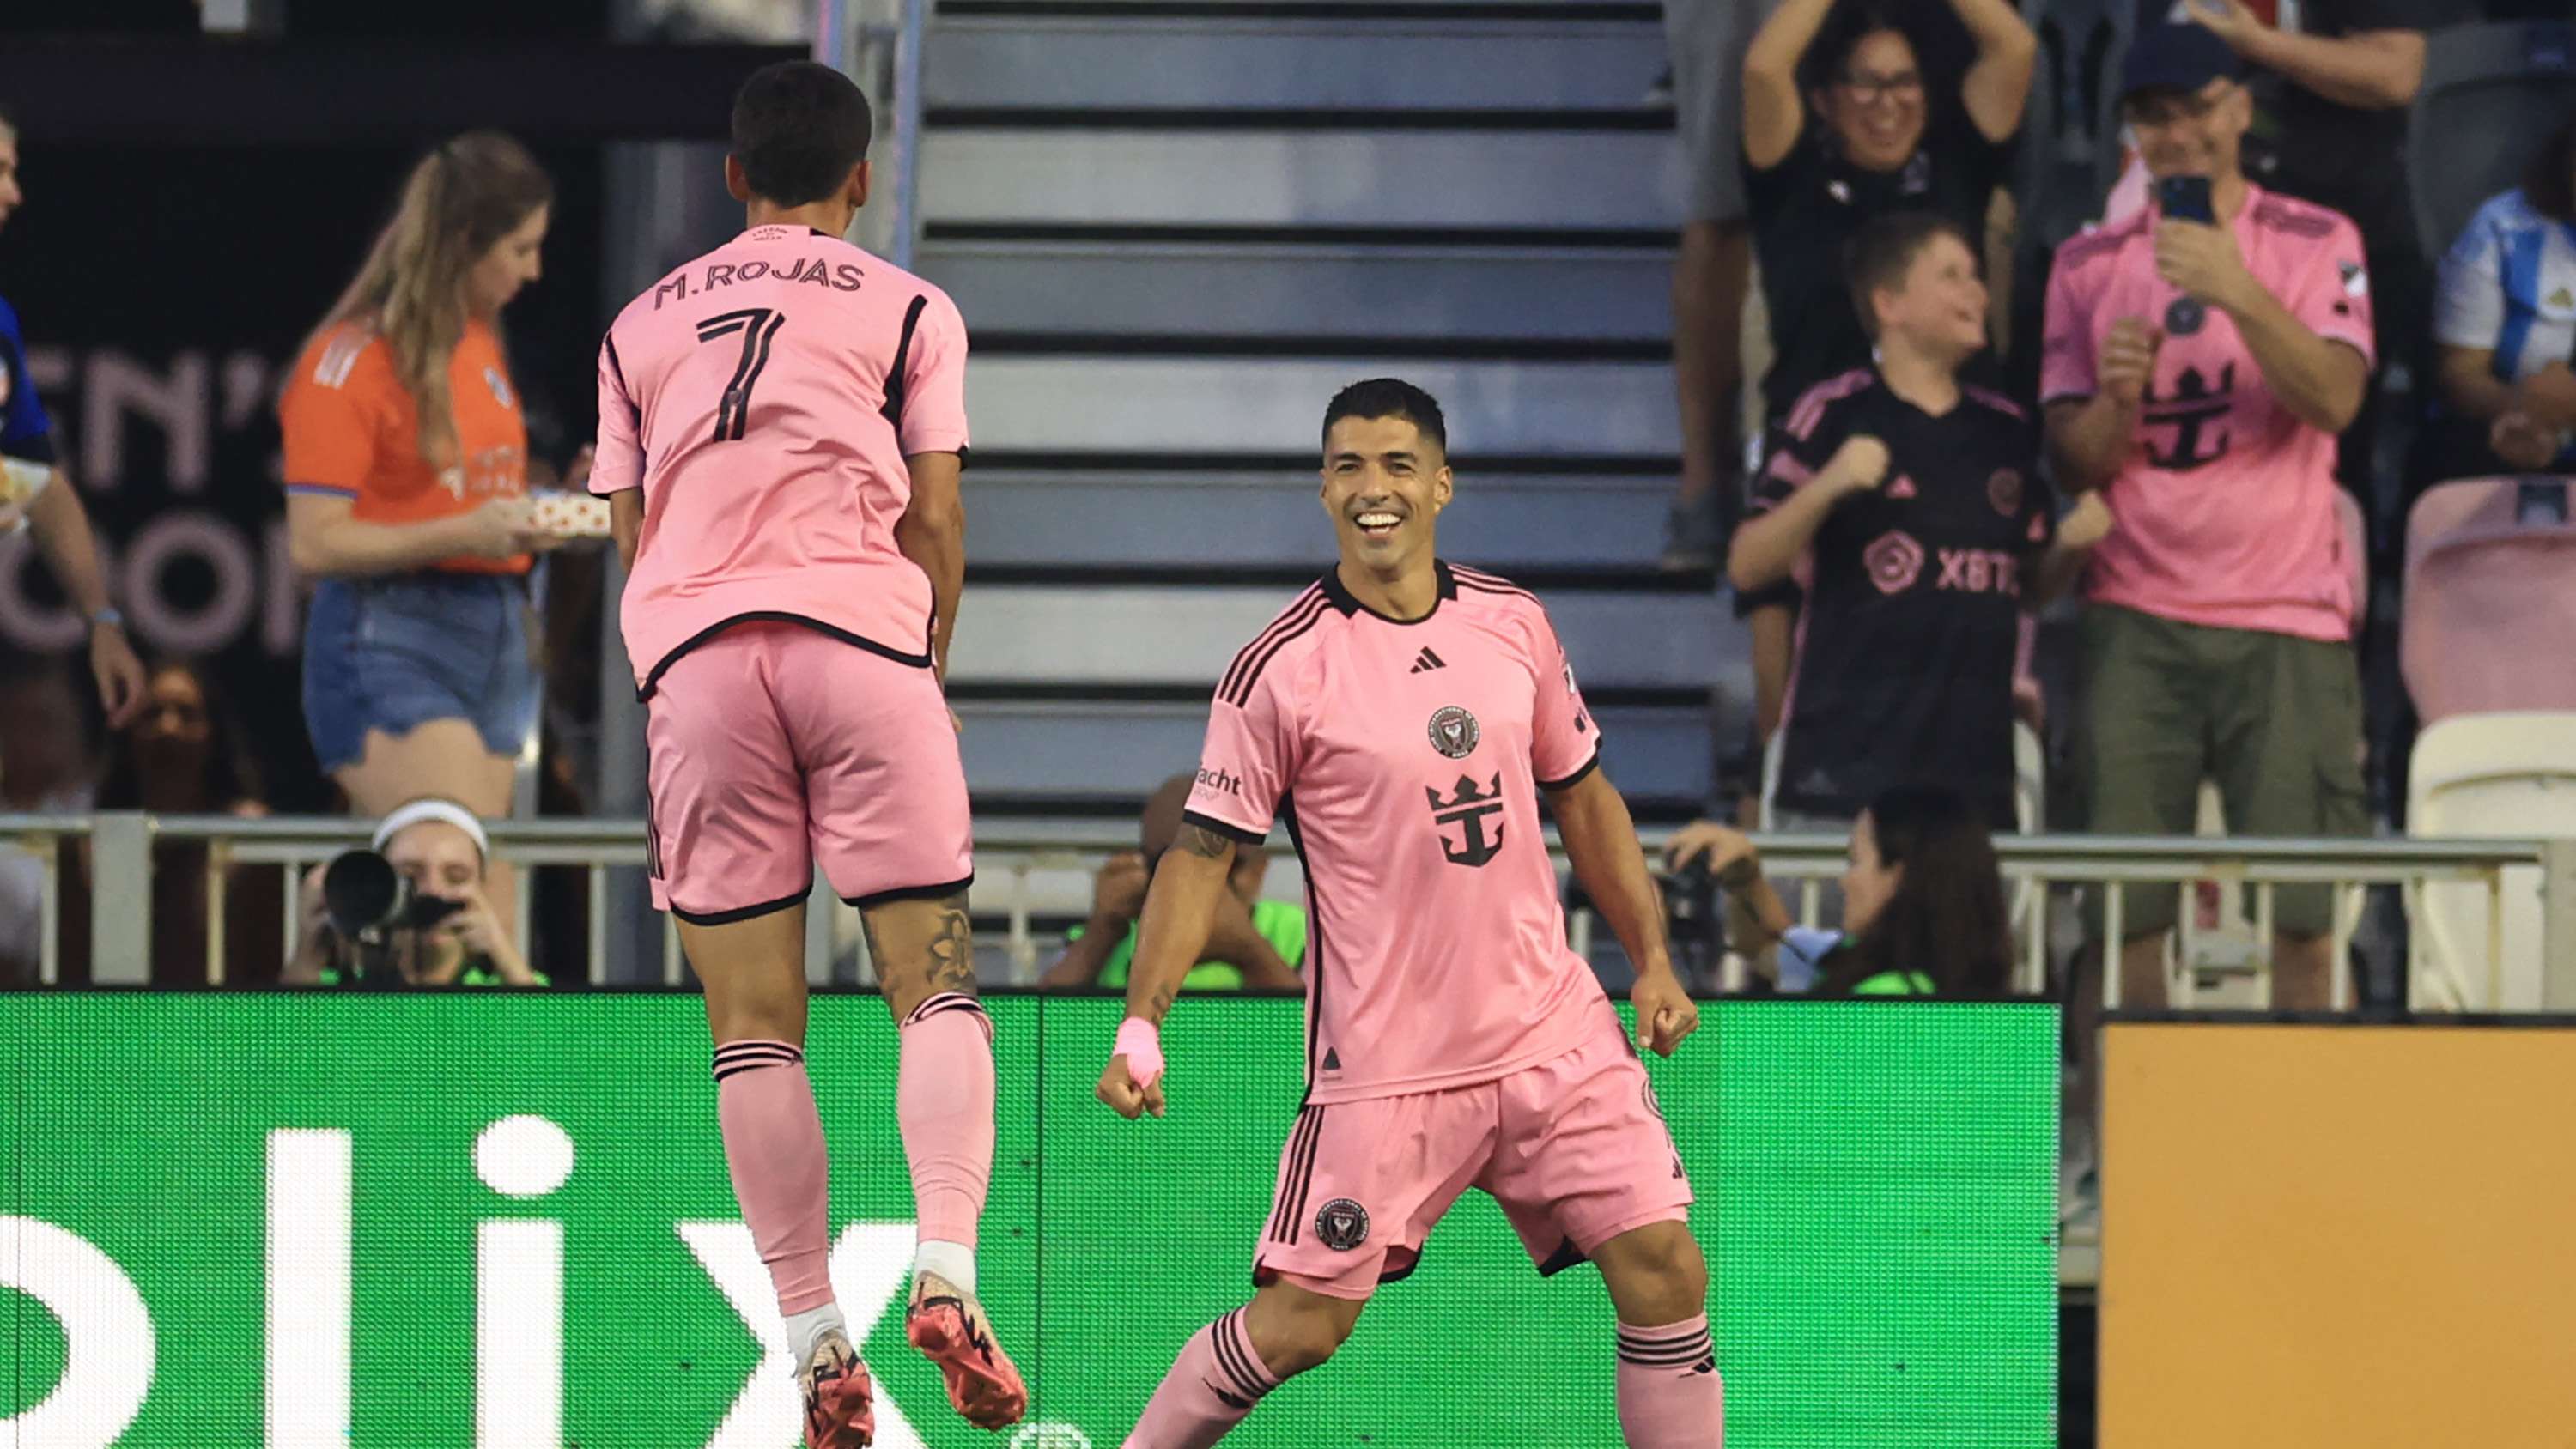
[1100,379,1722,1447]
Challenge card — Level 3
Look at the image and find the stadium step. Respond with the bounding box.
[945,579,1736,693]
[923,15,1664,113]
[955,692,1718,813]
[963,353,1677,457]
[916,238,1671,343]
[912,0,1720,817]
[920,127,1679,230]
[963,464,1672,569]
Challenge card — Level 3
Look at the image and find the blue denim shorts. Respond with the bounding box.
[303,573,539,773]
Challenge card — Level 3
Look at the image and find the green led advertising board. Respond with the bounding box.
[3,994,2055,1446]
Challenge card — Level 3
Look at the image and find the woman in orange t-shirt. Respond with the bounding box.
[281,132,566,829]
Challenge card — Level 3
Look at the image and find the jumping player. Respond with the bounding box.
[590,63,1024,1446]
[1099,379,1724,1447]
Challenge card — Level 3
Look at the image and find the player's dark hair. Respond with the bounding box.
[1321,378,1448,455]
[1844,210,1974,339]
[0,100,16,135]
[732,61,874,208]
[1832,785,2012,997]
[2522,112,2576,226]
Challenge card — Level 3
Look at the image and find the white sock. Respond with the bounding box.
[913,1238,977,1296]
[784,1303,847,1367]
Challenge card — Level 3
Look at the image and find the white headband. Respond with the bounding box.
[372,797,490,862]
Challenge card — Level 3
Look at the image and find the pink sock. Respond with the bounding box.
[1616,1315,1723,1447]
[1123,1308,1279,1449]
[897,993,996,1250]
[714,1040,835,1316]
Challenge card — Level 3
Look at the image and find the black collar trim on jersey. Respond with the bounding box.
[1319,560,1458,624]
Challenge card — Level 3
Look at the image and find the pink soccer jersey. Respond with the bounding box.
[591,225,969,693]
[2040,185,2373,643]
[1183,562,1610,1106]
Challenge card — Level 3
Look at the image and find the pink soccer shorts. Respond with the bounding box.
[643,621,971,922]
[1251,1004,1695,1300]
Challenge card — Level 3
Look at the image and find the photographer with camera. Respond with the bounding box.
[1662,784,2010,997]
[284,797,544,988]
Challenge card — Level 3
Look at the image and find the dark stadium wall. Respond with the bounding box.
[0,139,606,809]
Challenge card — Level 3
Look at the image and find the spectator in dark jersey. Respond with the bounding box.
[1664,785,2014,996]
[1741,0,2033,425]
[1733,0,2036,790]
[1729,213,2106,834]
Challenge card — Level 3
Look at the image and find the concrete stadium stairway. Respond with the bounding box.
[916,0,1741,817]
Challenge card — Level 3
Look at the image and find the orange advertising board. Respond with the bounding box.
[2101,1022,2576,1448]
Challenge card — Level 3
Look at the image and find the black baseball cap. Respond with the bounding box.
[2120,23,2245,100]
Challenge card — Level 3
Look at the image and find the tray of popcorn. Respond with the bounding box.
[528,491,611,538]
[3,456,52,508]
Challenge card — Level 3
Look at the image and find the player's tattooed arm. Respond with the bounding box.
[1121,823,1238,1027]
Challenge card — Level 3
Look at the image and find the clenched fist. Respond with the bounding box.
[2099,318,2163,409]
[1828,435,1892,493]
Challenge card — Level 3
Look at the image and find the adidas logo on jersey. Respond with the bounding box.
[1408,647,1446,674]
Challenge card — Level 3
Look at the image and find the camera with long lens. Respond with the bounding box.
[1661,859,1724,991]
[1562,858,1726,992]
[321,848,465,947]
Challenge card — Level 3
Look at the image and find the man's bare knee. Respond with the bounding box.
[1595,1222,1709,1326]
[680,909,810,1046]
[1242,1280,1365,1379]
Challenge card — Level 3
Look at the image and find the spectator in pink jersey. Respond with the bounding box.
[590,63,1020,1446]
[1102,379,1718,1448]
[2041,25,2374,1011]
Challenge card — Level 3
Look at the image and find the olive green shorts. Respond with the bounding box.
[2078,605,2368,939]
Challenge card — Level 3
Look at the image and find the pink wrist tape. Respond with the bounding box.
[1113,1016,1165,1088]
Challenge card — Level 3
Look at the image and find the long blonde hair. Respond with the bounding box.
[309,132,552,469]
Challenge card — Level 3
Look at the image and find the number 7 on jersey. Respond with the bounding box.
[695,307,785,442]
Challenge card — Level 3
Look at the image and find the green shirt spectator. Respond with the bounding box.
[1065,898,1309,992]
[317,960,552,989]
[1042,771,1307,992]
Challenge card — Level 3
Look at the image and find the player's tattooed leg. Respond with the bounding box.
[866,891,979,1022]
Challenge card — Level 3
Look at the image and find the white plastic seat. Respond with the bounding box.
[2406,712,2576,1011]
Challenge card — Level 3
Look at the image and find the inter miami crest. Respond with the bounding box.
[1426,705,1479,760]
[1428,773,1507,868]
[1315,1197,1370,1252]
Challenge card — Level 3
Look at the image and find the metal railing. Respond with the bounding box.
[6,813,2573,1004]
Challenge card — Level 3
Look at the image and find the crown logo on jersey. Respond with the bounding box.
[1426,705,1480,760]
[1427,773,1507,870]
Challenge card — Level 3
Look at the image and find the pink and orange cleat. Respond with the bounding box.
[906,1273,1029,1430]
[798,1329,876,1449]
